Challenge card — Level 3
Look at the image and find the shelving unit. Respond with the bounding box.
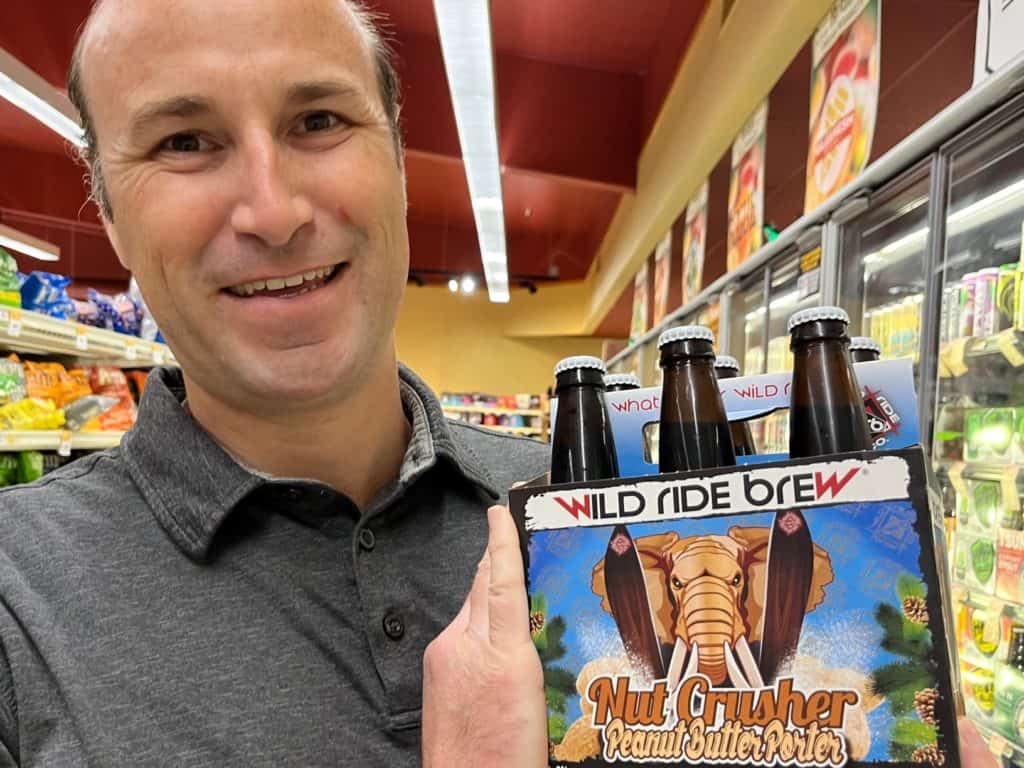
[442,401,550,441]
[0,306,175,368]
[0,430,124,453]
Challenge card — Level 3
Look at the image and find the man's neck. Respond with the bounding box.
[182,358,412,511]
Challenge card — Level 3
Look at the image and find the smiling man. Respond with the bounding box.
[0,0,547,766]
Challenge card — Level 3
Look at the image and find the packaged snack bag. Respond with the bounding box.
[20,272,76,320]
[0,399,64,430]
[88,289,141,336]
[16,451,43,484]
[0,249,21,308]
[0,357,26,405]
[23,362,92,407]
[84,366,137,431]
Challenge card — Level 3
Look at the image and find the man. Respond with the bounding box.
[0,1,1000,766]
[0,0,545,765]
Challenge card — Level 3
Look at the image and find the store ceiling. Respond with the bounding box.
[0,0,707,311]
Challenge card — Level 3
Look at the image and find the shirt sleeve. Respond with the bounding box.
[0,632,18,766]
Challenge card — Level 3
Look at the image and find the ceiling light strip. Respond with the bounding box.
[0,47,84,148]
[432,0,509,303]
[0,223,60,262]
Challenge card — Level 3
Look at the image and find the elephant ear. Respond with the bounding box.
[591,531,682,648]
[728,525,837,644]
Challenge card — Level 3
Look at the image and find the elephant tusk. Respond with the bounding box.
[734,636,766,688]
[683,642,701,681]
[723,641,752,689]
[666,637,688,692]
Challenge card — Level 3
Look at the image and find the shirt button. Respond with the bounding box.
[286,487,303,501]
[383,613,405,641]
[358,528,376,551]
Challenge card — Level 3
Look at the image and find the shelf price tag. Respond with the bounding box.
[124,341,138,361]
[57,430,73,458]
[1002,465,1021,514]
[152,346,166,366]
[997,329,1024,367]
[7,309,22,338]
[2,434,15,448]
[75,325,89,352]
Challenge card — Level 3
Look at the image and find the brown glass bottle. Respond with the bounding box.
[658,326,736,472]
[550,356,619,483]
[604,373,640,393]
[788,307,872,458]
[713,356,757,457]
[849,336,882,364]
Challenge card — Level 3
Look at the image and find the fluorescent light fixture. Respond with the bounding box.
[460,275,476,294]
[0,223,60,262]
[447,278,459,293]
[744,288,801,322]
[433,1,509,303]
[0,48,84,148]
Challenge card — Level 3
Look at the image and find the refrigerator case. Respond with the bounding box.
[836,162,933,372]
[931,98,1024,757]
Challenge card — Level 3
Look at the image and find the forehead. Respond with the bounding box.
[82,0,378,119]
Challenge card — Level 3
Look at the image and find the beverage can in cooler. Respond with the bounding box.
[960,271,979,338]
[997,263,1018,332]
[974,267,1000,337]
[1016,262,1024,331]
[939,286,951,344]
[945,284,961,342]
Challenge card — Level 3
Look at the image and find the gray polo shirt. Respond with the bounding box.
[0,366,548,767]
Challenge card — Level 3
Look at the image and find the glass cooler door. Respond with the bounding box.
[836,162,933,370]
[931,97,1024,757]
[727,272,769,378]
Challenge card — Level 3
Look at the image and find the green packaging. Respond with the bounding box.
[965,407,1017,463]
[0,248,20,309]
[15,451,43,485]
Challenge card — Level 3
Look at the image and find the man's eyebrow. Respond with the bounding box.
[285,80,366,105]
[128,96,212,137]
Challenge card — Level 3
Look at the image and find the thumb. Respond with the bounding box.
[484,505,531,647]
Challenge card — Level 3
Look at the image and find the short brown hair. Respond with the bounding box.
[67,0,403,220]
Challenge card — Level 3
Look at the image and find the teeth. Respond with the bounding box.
[228,265,339,297]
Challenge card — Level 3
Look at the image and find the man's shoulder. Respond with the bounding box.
[0,449,131,515]
[446,420,549,486]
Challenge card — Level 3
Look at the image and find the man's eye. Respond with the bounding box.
[298,112,342,133]
[160,133,208,153]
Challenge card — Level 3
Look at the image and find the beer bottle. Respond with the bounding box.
[604,373,640,392]
[788,307,872,458]
[550,356,619,483]
[658,326,736,472]
[713,355,758,457]
[849,336,882,364]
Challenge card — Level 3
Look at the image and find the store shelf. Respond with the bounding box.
[939,330,1024,378]
[0,307,175,368]
[442,405,545,417]
[0,430,124,452]
[486,426,544,436]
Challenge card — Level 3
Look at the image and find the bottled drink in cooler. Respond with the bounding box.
[849,336,881,363]
[657,326,736,472]
[603,373,640,393]
[788,306,872,458]
[713,355,758,457]
[550,356,619,483]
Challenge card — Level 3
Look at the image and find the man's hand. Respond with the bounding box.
[422,505,547,767]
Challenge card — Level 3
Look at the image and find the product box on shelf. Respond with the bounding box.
[513,359,960,767]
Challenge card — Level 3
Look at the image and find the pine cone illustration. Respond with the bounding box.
[903,596,929,624]
[530,612,545,636]
[914,688,939,725]
[911,744,945,765]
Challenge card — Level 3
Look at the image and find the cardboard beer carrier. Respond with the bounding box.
[510,358,962,767]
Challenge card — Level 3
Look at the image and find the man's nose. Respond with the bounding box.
[229,135,314,247]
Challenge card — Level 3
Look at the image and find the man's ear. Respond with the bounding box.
[100,214,130,272]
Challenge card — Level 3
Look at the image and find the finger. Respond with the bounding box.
[958,718,996,766]
[485,505,531,646]
[467,550,490,638]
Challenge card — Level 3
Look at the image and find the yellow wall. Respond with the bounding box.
[396,285,605,395]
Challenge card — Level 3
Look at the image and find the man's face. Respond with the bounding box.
[85,0,409,407]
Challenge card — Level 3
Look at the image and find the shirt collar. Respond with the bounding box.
[121,365,498,561]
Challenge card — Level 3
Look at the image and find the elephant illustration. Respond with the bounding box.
[591,526,834,687]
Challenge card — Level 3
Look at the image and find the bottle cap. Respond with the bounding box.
[713,355,740,371]
[554,355,606,376]
[604,373,640,388]
[849,336,881,353]
[787,306,850,333]
[658,325,715,348]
